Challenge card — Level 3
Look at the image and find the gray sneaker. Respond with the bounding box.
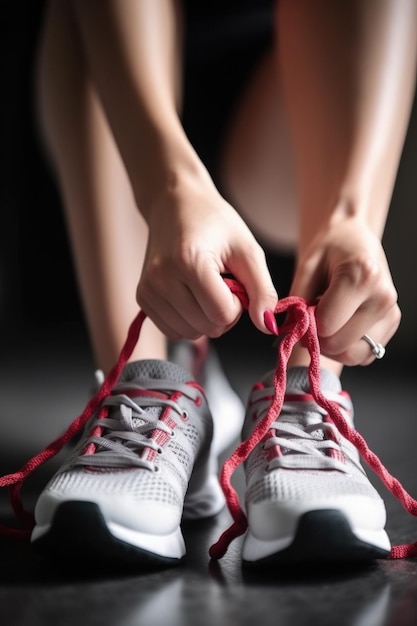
[241,366,391,566]
[31,360,225,567]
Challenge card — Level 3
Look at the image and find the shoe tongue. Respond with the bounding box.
[115,360,193,428]
[285,366,342,394]
[119,359,193,384]
[260,366,341,394]
[258,367,341,434]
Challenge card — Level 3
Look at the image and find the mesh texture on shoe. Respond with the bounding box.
[244,367,385,506]
[30,359,225,561]
[169,339,244,455]
[237,368,391,562]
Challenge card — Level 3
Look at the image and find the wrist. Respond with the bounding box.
[299,190,388,252]
[129,128,210,220]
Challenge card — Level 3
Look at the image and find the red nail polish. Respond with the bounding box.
[264,310,278,335]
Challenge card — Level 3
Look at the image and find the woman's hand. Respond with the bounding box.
[290,216,401,365]
[136,172,278,340]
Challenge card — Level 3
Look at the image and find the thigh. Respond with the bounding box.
[222,49,298,252]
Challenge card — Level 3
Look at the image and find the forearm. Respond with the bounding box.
[71,0,203,215]
[277,0,417,249]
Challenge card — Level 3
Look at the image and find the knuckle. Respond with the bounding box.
[348,254,380,288]
[393,304,402,328]
[337,253,385,292]
[344,355,361,367]
[144,259,169,290]
[208,327,226,339]
[210,309,236,329]
[319,335,342,358]
[377,283,398,310]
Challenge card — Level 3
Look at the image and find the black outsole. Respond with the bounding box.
[242,509,390,569]
[32,501,184,570]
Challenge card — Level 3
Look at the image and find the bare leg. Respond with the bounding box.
[37,0,166,374]
[222,49,298,254]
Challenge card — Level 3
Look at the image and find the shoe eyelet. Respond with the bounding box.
[157,446,164,455]
[153,464,161,473]
[263,464,271,473]
[181,410,189,422]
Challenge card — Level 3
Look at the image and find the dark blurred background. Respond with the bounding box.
[1,1,416,365]
[1,2,84,334]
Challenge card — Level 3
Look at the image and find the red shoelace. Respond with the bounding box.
[0,278,416,560]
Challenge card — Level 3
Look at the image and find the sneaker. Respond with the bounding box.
[169,339,244,456]
[241,366,391,566]
[31,359,225,567]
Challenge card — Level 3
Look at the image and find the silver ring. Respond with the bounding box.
[362,334,386,359]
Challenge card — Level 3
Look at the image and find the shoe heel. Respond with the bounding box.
[183,453,225,520]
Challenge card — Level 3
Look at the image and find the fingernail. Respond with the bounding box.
[264,310,278,335]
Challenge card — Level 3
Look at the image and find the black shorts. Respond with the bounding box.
[182,0,275,188]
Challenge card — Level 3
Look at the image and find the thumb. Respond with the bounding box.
[225,254,278,334]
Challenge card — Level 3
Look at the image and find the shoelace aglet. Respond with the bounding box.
[209,517,248,560]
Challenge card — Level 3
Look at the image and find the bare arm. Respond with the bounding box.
[72,0,192,208]
[71,0,279,338]
[277,0,417,364]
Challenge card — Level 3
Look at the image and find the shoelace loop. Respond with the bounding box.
[262,401,356,474]
[0,278,416,560]
[75,388,188,471]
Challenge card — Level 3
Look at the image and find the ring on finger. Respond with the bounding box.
[362,334,386,360]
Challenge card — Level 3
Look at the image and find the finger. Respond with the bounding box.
[137,280,207,339]
[290,253,323,305]
[183,269,244,336]
[315,276,373,340]
[138,295,202,340]
[316,269,398,352]
[224,246,278,333]
[319,303,400,366]
[138,272,238,339]
[314,253,399,337]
